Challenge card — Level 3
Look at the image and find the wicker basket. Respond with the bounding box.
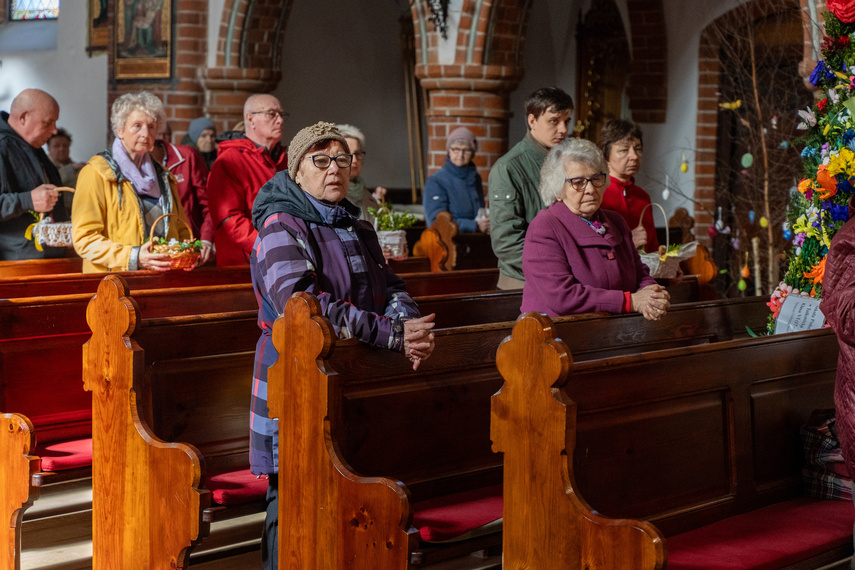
[149,213,201,270]
[26,187,75,250]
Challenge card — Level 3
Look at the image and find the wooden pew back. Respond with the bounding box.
[0,413,39,570]
[84,277,209,568]
[0,265,252,299]
[490,313,841,566]
[492,313,665,568]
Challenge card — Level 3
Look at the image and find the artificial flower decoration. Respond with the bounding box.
[768,7,855,332]
[828,0,855,23]
[797,107,817,130]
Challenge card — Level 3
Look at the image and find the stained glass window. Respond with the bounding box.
[10,0,60,20]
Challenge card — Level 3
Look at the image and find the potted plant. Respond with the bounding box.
[368,202,417,260]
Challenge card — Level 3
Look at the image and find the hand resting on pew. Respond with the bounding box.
[632,283,671,321]
[404,313,436,370]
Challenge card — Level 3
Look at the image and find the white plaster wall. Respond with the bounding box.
[208,0,226,69]
[633,0,747,221]
[275,0,413,190]
[0,0,108,161]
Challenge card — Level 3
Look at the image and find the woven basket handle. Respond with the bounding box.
[637,202,669,252]
[149,213,194,244]
[38,187,75,222]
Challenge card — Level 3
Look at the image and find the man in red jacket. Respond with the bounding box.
[208,94,288,266]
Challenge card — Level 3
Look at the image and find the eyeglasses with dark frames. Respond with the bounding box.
[250,109,288,122]
[351,151,366,161]
[309,153,353,170]
[565,173,608,192]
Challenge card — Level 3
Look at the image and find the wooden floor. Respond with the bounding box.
[18,480,502,569]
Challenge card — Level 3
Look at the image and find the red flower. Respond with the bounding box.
[817,98,829,113]
[828,0,855,23]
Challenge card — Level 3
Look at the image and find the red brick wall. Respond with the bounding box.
[626,0,668,123]
[0,0,6,25]
[108,0,208,142]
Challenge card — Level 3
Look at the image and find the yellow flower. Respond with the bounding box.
[824,123,832,136]
[793,215,819,238]
[827,147,855,177]
[798,178,813,194]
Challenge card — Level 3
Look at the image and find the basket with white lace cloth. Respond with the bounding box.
[24,187,74,250]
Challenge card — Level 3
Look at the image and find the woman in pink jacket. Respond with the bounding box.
[520,138,670,319]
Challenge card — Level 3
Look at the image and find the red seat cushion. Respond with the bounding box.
[35,438,93,471]
[412,485,503,542]
[205,469,268,506]
[667,498,854,569]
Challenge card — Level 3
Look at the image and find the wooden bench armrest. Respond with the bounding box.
[491,313,666,569]
[270,292,420,568]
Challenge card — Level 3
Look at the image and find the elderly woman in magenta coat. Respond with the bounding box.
[520,138,670,319]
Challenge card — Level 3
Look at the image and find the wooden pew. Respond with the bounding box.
[491,313,665,568]
[388,256,431,274]
[493,314,851,568]
[1,413,39,570]
[0,265,495,300]
[84,277,210,568]
[0,256,82,278]
[413,211,497,272]
[264,292,776,568]
[0,265,253,299]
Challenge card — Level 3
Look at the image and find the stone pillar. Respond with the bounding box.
[416,64,521,190]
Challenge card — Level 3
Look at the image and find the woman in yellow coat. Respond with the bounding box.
[72,91,191,273]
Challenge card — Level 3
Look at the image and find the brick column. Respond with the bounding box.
[198,67,281,134]
[626,0,668,123]
[417,65,520,185]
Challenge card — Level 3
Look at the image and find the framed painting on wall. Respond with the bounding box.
[88,0,108,54]
[114,0,172,79]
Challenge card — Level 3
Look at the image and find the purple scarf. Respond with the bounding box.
[111,137,160,198]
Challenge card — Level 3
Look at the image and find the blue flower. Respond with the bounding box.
[810,61,834,86]
[844,129,855,145]
[830,202,850,222]
[801,146,818,158]
[838,178,854,194]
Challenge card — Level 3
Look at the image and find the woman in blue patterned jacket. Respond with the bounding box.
[248,121,435,569]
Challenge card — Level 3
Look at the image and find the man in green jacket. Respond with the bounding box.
[489,87,573,289]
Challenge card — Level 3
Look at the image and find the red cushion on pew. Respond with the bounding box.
[667,498,854,569]
[35,438,93,471]
[205,469,268,506]
[412,485,503,542]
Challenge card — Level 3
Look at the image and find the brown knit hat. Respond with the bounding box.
[288,121,349,180]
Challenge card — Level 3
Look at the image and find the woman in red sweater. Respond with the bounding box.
[598,119,659,253]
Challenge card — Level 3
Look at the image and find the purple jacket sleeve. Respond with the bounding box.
[255,220,404,351]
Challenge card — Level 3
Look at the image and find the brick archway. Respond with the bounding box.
[693,0,809,245]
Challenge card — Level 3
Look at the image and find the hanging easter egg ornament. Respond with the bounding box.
[708,225,718,239]
[749,210,756,224]
[779,141,789,149]
[741,253,750,278]
[731,237,740,250]
[680,152,688,173]
[738,278,747,291]
[782,221,792,241]
[715,206,724,231]
[759,216,769,228]
[662,187,670,200]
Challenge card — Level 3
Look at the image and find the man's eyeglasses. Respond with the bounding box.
[565,173,608,192]
[309,154,353,169]
[250,109,288,122]
[352,151,366,161]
